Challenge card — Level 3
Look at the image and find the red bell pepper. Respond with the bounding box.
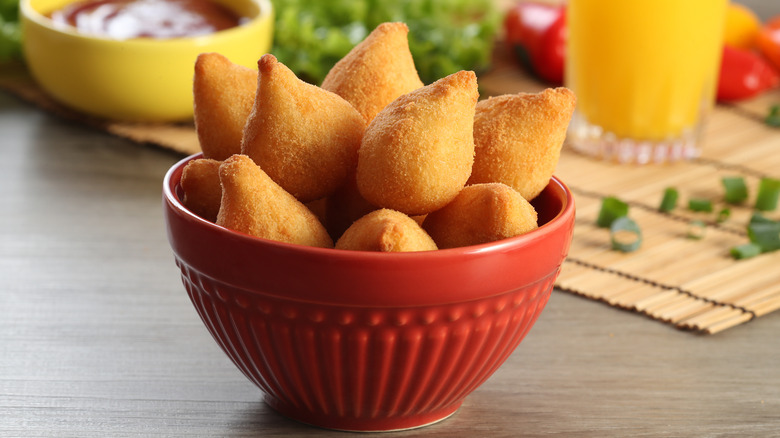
[717,45,779,102]
[756,16,780,72]
[503,1,566,85]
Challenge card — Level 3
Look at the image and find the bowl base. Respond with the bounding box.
[264,394,462,432]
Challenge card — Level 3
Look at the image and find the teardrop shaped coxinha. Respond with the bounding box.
[356,70,479,216]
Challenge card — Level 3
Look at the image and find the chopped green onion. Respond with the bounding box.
[731,243,763,260]
[717,208,731,223]
[748,220,780,252]
[597,196,629,228]
[754,177,780,212]
[766,105,780,128]
[721,176,748,204]
[687,220,707,239]
[658,187,679,212]
[732,214,780,259]
[610,216,642,252]
[688,198,713,213]
[749,212,774,225]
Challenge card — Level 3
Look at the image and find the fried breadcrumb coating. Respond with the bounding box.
[422,183,538,249]
[322,22,424,123]
[193,53,257,161]
[241,54,366,203]
[336,209,437,252]
[468,88,576,201]
[181,158,222,222]
[216,154,333,248]
[356,70,478,216]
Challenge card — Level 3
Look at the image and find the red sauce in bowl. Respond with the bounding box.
[48,0,246,39]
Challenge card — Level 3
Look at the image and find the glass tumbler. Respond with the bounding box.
[565,0,728,164]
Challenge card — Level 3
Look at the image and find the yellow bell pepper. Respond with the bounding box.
[723,3,761,50]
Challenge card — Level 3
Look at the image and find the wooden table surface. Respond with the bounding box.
[3,1,780,432]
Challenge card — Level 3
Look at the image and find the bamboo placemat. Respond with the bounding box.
[554,137,780,335]
[3,60,779,334]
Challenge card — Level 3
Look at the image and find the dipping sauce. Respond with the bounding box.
[49,0,246,40]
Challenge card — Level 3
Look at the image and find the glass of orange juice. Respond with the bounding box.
[566,0,728,164]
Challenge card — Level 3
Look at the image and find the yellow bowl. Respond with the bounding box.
[20,0,273,122]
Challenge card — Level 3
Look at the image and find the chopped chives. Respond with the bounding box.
[688,198,713,213]
[732,214,780,260]
[610,216,642,252]
[748,220,780,252]
[754,177,780,212]
[731,243,762,260]
[597,196,629,228]
[750,212,774,225]
[721,176,748,204]
[687,220,707,240]
[658,187,678,212]
[717,208,731,223]
[766,104,780,127]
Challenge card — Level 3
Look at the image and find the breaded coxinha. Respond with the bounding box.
[335,209,437,252]
[242,54,366,203]
[216,154,334,248]
[181,158,222,223]
[356,70,478,216]
[321,22,424,123]
[193,53,257,161]
[422,183,538,249]
[468,88,576,201]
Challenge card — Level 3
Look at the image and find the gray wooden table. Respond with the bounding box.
[2,79,780,436]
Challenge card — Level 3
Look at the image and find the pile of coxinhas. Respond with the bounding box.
[181,22,576,252]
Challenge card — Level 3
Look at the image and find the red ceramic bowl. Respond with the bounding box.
[163,154,575,432]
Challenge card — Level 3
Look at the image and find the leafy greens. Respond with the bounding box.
[0,0,21,62]
[270,0,500,85]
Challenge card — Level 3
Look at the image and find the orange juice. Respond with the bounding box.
[566,0,728,163]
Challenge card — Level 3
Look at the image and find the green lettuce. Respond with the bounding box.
[0,0,21,62]
[270,0,500,85]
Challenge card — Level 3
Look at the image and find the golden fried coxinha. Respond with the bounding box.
[336,209,437,252]
[356,70,478,216]
[321,22,424,123]
[468,88,576,201]
[422,183,538,249]
[181,158,222,223]
[193,53,257,161]
[241,54,366,203]
[216,154,334,248]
